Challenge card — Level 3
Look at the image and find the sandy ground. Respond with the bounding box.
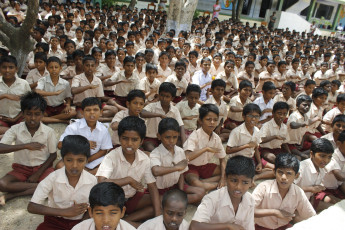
[0,123,199,230]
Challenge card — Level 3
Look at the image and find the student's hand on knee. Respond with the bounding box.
[26,173,40,183]
[63,105,71,114]
[64,201,88,217]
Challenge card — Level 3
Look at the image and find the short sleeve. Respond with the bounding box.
[47,128,57,154]
[229,97,238,107]
[95,81,104,97]
[252,182,266,207]
[95,154,114,179]
[0,126,17,144]
[71,76,80,87]
[227,127,240,147]
[138,79,146,91]
[36,78,45,90]
[23,80,31,93]
[31,172,55,204]
[192,193,216,223]
[296,188,316,219]
[100,130,112,150]
[172,107,184,126]
[144,160,156,184]
[143,103,155,113]
[150,148,162,167]
[59,123,77,142]
[64,82,72,98]
[183,132,197,151]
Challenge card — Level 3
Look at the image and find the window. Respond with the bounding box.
[315,4,334,20]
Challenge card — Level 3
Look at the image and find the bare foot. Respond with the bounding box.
[0,195,6,206]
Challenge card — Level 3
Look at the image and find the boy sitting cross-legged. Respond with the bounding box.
[27,135,97,230]
[71,182,136,230]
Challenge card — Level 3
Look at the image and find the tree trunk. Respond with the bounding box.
[232,0,237,21]
[0,0,38,77]
[128,0,137,10]
[236,0,244,21]
[167,0,198,35]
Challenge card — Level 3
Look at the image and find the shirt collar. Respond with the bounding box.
[118,146,146,163]
[79,118,101,131]
[55,167,94,186]
[272,179,296,196]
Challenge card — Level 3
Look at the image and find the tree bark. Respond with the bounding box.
[0,0,38,76]
[232,0,237,21]
[128,0,137,10]
[236,0,244,21]
[167,0,198,35]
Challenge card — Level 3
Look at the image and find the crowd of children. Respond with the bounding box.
[0,0,345,229]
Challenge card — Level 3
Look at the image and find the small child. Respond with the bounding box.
[176,84,201,138]
[143,82,186,152]
[253,81,276,125]
[105,56,140,107]
[320,80,332,111]
[260,102,290,164]
[138,63,161,103]
[189,156,255,230]
[327,79,341,111]
[58,97,113,175]
[225,80,252,130]
[188,50,201,77]
[35,56,76,124]
[255,60,275,92]
[298,79,316,97]
[71,182,136,230]
[322,114,345,149]
[165,60,188,104]
[138,189,190,230]
[96,117,161,222]
[183,104,226,191]
[0,92,57,206]
[318,131,345,204]
[98,50,119,98]
[28,135,97,229]
[238,61,256,89]
[253,153,316,230]
[157,51,173,82]
[314,62,329,86]
[286,58,302,84]
[192,57,212,101]
[322,93,345,133]
[26,52,49,89]
[273,61,287,89]
[150,118,205,203]
[273,81,296,113]
[295,138,334,211]
[287,95,313,160]
[216,60,238,100]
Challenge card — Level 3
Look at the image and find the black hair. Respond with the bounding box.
[305,79,316,87]
[158,117,180,135]
[34,52,48,63]
[320,80,331,88]
[145,63,158,73]
[332,80,341,88]
[127,89,145,102]
[283,81,296,92]
[312,87,328,99]
[21,91,47,113]
[61,135,91,158]
[189,50,198,58]
[105,49,116,58]
[225,156,255,178]
[175,60,186,70]
[273,101,289,113]
[199,104,219,120]
[159,82,177,97]
[123,55,135,65]
[310,138,334,156]
[47,56,61,66]
[81,97,102,110]
[332,114,345,126]
[243,103,261,116]
[201,57,211,64]
[91,47,102,55]
[296,94,312,107]
[211,79,226,89]
[278,61,287,67]
[0,55,17,67]
[262,81,276,92]
[159,51,169,58]
[82,55,96,64]
[186,84,201,95]
[162,189,188,209]
[72,49,85,59]
[337,94,345,103]
[239,80,252,90]
[118,116,146,140]
[245,61,255,67]
[275,153,299,174]
[89,182,125,211]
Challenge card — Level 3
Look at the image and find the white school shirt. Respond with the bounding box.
[138,77,161,101]
[192,187,255,230]
[216,71,239,92]
[165,74,188,96]
[138,215,189,230]
[192,70,212,101]
[205,95,227,125]
[323,148,345,189]
[175,100,200,131]
[59,118,112,169]
[72,218,136,230]
[26,68,50,84]
[253,96,274,121]
[31,167,97,220]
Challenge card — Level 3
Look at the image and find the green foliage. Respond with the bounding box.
[102,0,118,8]
[194,10,200,19]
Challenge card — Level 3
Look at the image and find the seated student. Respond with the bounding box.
[255,60,275,92]
[295,138,334,212]
[318,131,345,205]
[216,60,238,101]
[273,61,287,89]
[314,62,329,86]
[134,52,147,79]
[0,56,31,135]
[0,92,57,206]
[71,55,117,121]
[209,53,224,77]
[150,118,205,202]
[188,50,201,77]
[72,182,136,230]
[260,102,291,164]
[138,189,190,230]
[298,63,312,87]
[57,97,112,175]
[298,79,316,97]
[26,52,50,89]
[286,58,302,84]
[96,117,161,223]
[273,81,296,113]
[28,135,97,230]
[322,94,345,133]
[327,80,341,111]
[253,153,316,230]
[190,156,255,230]
[238,61,256,88]
[253,81,276,125]
[48,35,64,60]
[176,84,201,138]
[225,80,252,131]
[319,80,332,111]
[143,82,186,152]
[192,57,212,101]
[104,56,140,107]
[322,114,345,149]
[183,104,226,191]
[157,51,173,82]
[165,60,188,104]
[98,50,119,98]
[138,63,161,103]
[35,56,76,124]
[60,50,85,84]
[287,95,313,160]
